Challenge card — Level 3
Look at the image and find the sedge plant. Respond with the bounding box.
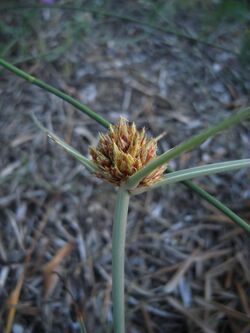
[1,58,250,333]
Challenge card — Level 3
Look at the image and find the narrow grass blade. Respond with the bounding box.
[132,159,250,194]
[0,58,110,128]
[168,167,250,233]
[184,181,250,233]
[126,108,250,189]
[32,114,97,173]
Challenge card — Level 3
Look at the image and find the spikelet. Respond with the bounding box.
[89,117,166,187]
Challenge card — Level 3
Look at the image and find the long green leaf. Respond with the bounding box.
[132,159,250,195]
[164,167,250,233]
[126,108,250,189]
[182,181,250,233]
[133,164,250,233]
[32,114,96,173]
[0,58,110,129]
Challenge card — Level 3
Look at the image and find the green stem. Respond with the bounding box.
[112,188,130,333]
[0,58,110,129]
[126,108,250,189]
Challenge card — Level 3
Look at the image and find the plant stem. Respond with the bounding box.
[0,58,110,129]
[126,108,250,189]
[112,188,130,333]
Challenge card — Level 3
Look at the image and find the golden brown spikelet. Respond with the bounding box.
[89,117,166,187]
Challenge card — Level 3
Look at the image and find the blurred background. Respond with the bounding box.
[0,1,250,332]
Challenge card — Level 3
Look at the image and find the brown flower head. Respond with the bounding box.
[89,117,166,187]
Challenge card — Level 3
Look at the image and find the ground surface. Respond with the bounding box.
[0,1,250,333]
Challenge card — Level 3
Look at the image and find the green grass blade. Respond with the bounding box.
[0,58,110,129]
[133,159,250,194]
[126,108,250,189]
[32,114,97,173]
[183,180,250,233]
[166,167,250,233]
[133,163,250,233]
